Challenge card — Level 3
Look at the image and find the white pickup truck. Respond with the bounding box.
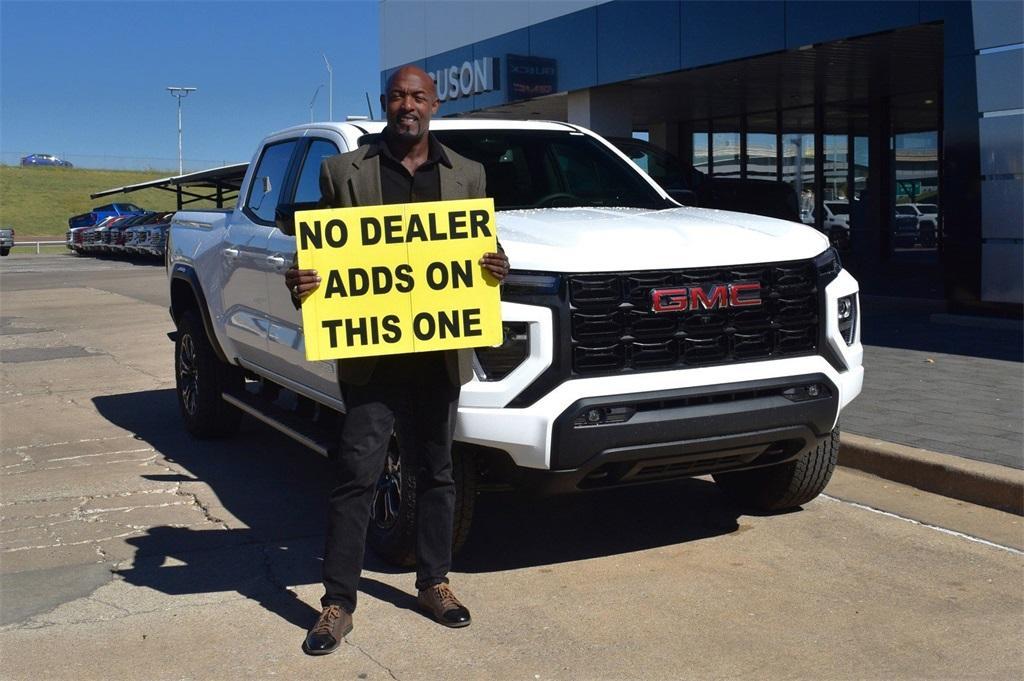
[167,119,863,564]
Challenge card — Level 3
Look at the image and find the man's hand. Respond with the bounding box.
[479,251,510,282]
[285,266,321,301]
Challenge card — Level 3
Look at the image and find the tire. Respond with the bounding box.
[367,439,476,567]
[174,309,242,438]
[713,427,839,511]
[0,248,9,256]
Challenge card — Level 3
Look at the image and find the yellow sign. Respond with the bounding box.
[295,198,502,361]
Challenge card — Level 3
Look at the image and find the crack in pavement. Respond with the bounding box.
[345,638,401,680]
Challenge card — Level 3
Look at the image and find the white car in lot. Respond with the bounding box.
[895,203,938,248]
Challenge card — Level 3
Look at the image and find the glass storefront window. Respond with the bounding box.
[823,135,849,201]
[712,118,740,177]
[782,132,816,224]
[692,130,709,175]
[893,130,940,252]
[746,111,777,180]
[746,133,777,180]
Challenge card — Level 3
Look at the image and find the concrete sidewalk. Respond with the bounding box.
[838,295,1023,512]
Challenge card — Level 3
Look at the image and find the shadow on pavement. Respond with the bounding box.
[860,295,1023,362]
[93,388,744,626]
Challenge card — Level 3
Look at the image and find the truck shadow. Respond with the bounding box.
[93,389,745,627]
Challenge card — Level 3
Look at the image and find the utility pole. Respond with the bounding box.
[309,84,324,123]
[166,86,197,175]
[322,53,333,121]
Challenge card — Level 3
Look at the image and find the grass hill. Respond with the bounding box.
[0,165,221,237]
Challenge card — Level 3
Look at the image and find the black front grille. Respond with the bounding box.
[568,259,819,376]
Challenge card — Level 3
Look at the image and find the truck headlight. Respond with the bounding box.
[474,322,529,381]
[838,294,857,345]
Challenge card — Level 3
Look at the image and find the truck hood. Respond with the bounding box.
[495,206,830,272]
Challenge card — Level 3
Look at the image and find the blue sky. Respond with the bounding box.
[1,0,381,171]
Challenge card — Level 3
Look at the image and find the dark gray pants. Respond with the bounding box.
[320,354,459,613]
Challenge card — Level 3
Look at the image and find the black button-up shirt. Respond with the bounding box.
[360,132,453,383]
[364,132,450,205]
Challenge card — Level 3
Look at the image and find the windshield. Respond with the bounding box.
[363,130,670,211]
[825,202,849,215]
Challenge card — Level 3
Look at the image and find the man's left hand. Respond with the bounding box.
[479,251,510,282]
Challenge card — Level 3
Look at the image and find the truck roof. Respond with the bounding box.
[267,118,581,139]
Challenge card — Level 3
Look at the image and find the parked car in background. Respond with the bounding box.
[0,227,14,256]
[106,212,155,252]
[805,201,851,250]
[69,216,114,253]
[21,153,73,168]
[893,208,921,248]
[68,203,145,230]
[140,212,175,257]
[124,211,174,256]
[83,215,130,253]
[898,203,938,247]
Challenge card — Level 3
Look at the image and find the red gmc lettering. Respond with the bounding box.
[651,288,688,312]
[651,283,762,313]
[690,285,729,310]
[730,282,762,307]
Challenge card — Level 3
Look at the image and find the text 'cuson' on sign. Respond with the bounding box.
[294,198,503,361]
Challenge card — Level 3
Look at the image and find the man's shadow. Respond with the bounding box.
[94,389,746,628]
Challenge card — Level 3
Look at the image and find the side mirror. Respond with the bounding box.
[261,176,272,195]
[667,189,698,206]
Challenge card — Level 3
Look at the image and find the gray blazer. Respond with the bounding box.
[316,142,488,387]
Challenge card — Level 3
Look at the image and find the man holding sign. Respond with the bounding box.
[286,65,509,656]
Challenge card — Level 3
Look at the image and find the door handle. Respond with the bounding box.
[266,255,287,269]
[223,247,239,258]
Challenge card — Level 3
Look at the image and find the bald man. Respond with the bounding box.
[290,66,510,656]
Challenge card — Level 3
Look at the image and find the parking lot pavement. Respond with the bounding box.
[1,256,1022,680]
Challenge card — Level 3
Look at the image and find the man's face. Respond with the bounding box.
[381,69,439,142]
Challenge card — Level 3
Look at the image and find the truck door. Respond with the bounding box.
[264,137,344,403]
[222,138,299,365]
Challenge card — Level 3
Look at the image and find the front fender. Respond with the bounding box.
[169,264,230,364]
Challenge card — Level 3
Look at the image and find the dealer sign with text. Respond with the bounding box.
[294,198,502,361]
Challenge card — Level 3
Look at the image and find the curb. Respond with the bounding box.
[838,433,1024,515]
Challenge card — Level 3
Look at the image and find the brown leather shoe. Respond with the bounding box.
[417,583,471,628]
[302,605,352,655]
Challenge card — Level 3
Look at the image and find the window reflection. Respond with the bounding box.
[712,119,741,177]
[692,130,709,174]
[893,130,940,252]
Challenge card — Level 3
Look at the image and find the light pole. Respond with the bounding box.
[321,53,333,121]
[309,84,324,123]
[166,86,197,175]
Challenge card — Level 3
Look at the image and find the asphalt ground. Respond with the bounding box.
[1,253,1022,680]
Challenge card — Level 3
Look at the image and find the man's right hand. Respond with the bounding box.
[285,266,321,302]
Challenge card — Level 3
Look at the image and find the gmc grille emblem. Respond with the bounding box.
[651,282,762,313]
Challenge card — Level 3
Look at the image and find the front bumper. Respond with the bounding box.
[454,270,863,474]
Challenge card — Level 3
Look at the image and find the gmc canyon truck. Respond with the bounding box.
[167,120,863,565]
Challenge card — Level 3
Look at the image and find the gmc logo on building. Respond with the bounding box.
[651,282,762,313]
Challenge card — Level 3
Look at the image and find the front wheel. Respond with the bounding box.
[713,427,839,511]
[175,310,242,438]
[367,439,476,567]
[0,248,9,256]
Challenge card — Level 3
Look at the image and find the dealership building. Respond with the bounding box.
[380,0,1022,310]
